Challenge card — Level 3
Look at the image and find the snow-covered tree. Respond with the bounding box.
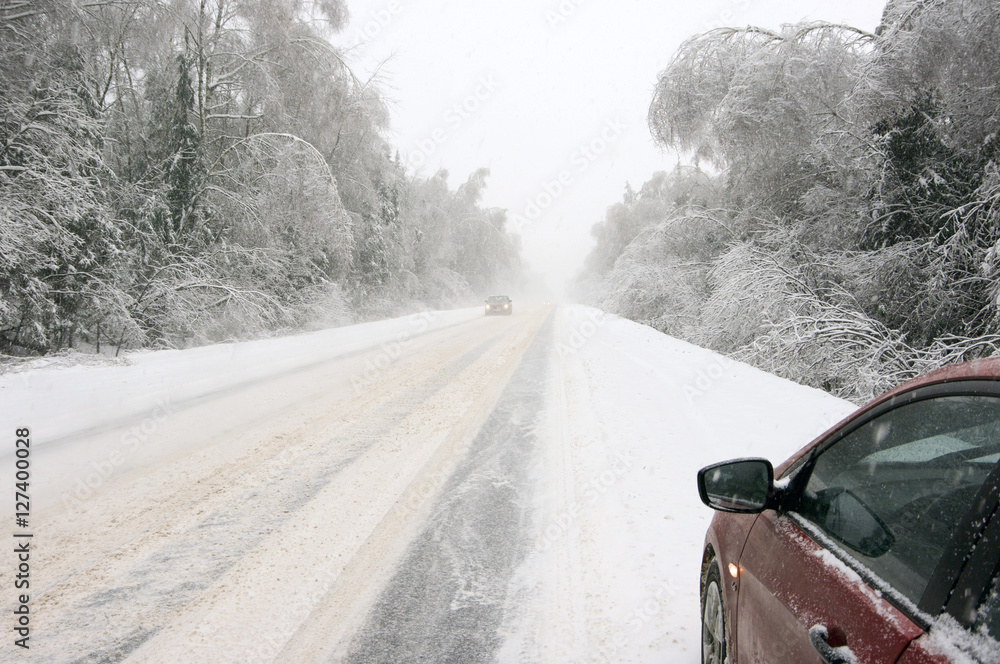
[0,6,134,354]
[1,0,522,354]
[649,23,873,219]
[585,2,1000,400]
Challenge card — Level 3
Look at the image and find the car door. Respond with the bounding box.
[737,509,922,663]
[736,389,1000,664]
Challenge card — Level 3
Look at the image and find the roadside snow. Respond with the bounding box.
[0,307,481,445]
[502,306,857,663]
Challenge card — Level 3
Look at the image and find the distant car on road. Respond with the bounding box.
[485,295,512,316]
[697,359,1000,664]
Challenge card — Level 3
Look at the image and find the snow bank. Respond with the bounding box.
[0,307,481,444]
[510,306,857,663]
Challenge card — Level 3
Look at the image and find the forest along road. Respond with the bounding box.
[16,305,556,663]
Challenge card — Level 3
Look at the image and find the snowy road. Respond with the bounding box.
[335,313,554,664]
[0,305,855,663]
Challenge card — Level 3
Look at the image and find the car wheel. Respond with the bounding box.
[702,560,727,664]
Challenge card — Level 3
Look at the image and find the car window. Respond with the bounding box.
[796,395,1000,607]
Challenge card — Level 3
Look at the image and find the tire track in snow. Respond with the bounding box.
[341,311,555,664]
[27,325,516,663]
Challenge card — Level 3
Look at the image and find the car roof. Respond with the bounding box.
[777,357,1000,476]
[878,357,1000,401]
[844,357,1000,429]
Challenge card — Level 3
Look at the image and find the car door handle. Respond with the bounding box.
[809,625,855,664]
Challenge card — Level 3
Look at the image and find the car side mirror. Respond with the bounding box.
[697,458,774,513]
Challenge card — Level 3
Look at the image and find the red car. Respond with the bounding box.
[697,359,1000,664]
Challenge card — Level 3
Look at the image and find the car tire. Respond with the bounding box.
[701,559,727,664]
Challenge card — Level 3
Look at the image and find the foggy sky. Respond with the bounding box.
[334,0,886,297]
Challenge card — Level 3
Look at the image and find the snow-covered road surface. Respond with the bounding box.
[0,305,856,662]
